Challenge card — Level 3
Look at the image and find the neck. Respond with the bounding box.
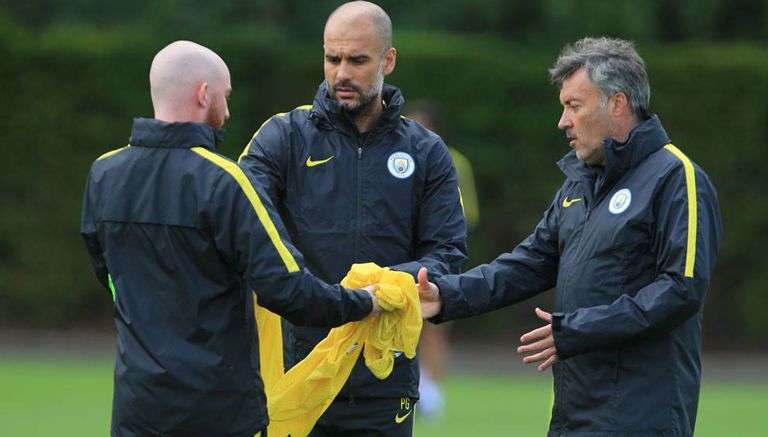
[611,116,642,144]
[153,105,203,125]
[351,98,383,134]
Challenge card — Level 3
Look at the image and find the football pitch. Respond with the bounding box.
[0,357,765,436]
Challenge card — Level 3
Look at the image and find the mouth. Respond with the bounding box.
[333,83,360,100]
[335,88,357,99]
[565,131,576,147]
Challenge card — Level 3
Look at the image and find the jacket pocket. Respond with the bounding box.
[559,349,620,430]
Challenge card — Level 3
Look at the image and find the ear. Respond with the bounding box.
[196,82,209,108]
[610,92,629,117]
[382,47,396,76]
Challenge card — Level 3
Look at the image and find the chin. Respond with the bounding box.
[337,99,360,110]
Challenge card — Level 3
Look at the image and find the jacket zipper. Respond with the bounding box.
[350,132,372,404]
[353,131,374,261]
[354,144,363,263]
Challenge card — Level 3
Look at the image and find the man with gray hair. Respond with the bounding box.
[239,1,467,435]
[416,37,722,436]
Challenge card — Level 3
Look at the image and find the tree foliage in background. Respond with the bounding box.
[1,2,767,348]
[3,0,768,43]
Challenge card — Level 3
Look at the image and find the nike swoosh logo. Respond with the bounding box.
[562,197,582,208]
[395,409,413,424]
[306,155,334,167]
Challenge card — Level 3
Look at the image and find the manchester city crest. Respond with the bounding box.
[609,188,632,214]
[387,152,415,179]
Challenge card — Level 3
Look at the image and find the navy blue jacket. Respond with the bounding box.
[239,82,468,399]
[435,116,722,436]
[81,119,373,437]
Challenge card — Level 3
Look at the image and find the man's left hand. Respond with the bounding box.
[517,307,560,372]
[417,267,442,319]
[363,284,381,317]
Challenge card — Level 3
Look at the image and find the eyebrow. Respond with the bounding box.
[324,53,370,62]
[562,97,583,105]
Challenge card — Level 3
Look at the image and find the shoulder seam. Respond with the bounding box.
[97,145,130,161]
[237,105,311,162]
[191,147,300,273]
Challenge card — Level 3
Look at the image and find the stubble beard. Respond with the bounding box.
[205,101,225,130]
[334,64,385,118]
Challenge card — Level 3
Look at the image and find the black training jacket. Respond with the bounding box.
[81,118,372,437]
[239,82,468,399]
[434,116,722,436]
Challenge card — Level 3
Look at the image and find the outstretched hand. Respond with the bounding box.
[517,307,560,371]
[417,267,442,319]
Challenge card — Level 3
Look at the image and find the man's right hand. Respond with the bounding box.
[417,267,442,319]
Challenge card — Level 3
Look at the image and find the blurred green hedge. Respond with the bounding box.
[1,28,765,347]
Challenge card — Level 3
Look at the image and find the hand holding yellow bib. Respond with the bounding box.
[258,262,422,437]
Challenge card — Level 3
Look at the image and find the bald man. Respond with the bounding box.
[239,2,467,435]
[82,40,379,437]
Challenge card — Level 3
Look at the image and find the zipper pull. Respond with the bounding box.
[358,146,362,159]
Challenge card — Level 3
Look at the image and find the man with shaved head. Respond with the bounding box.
[239,2,467,435]
[82,40,380,437]
[149,40,232,129]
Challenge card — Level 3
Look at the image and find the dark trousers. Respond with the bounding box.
[308,397,415,437]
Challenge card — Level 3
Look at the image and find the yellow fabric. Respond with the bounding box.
[254,295,284,394]
[256,263,422,437]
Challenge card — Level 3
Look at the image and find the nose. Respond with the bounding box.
[557,109,572,131]
[336,60,353,82]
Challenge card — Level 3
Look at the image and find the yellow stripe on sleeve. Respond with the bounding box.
[192,147,300,273]
[664,144,697,278]
[97,145,130,161]
[237,105,313,161]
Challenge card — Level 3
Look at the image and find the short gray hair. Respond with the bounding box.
[549,37,650,119]
[326,1,392,52]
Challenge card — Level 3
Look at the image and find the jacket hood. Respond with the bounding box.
[558,114,670,185]
[310,81,405,134]
[129,118,225,150]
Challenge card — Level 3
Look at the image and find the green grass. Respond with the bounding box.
[0,357,765,436]
[0,358,113,436]
[415,375,768,436]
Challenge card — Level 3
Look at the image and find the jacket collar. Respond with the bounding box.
[558,114,670,185]
[129,118,225,150]
[309,81,405,135]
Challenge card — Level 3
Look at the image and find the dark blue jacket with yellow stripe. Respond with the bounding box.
[81,118,373,437]
[434,115,722,436]
[238,82,468,399]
